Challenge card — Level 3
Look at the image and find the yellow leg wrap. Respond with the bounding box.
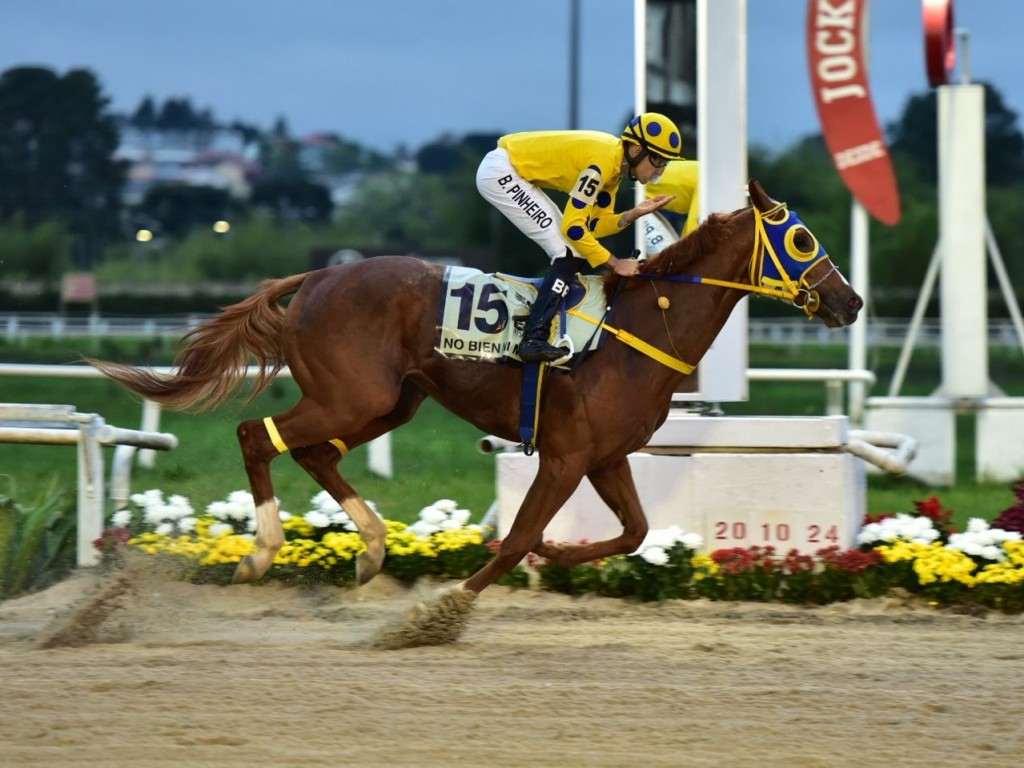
[263,416,288,453]
[329,438,349,455]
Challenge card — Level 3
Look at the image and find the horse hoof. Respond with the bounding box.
[371,587,479,650]
[356,549,385,586]
[231,556,257,584]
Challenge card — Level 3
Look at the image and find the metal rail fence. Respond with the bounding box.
[3,312,1022,347]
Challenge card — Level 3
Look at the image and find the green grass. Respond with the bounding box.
[0,375,493,525]
[1,338,1022,529]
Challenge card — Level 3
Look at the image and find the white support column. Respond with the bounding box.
[138,398,162,468]
[695,0,748,402]
[938,84,987,397]
[76,416,104,566]
[848,201,870,425]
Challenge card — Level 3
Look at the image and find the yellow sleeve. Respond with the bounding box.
[561,164,620,267]
[682,185,700,235]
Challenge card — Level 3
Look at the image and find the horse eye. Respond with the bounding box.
[791,228,816,255]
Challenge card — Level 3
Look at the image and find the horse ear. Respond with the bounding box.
[747,179,771,212]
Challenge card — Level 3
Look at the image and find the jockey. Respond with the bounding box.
[476,112,683,363]
[643,159,701,253]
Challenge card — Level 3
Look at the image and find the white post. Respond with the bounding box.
[633,0,647,249]
[848,201,869,425]
[695,0,748,402]
[76,416,104,566]
[938,84,987,397]
[138,398,162,468]
[367,434,393,479]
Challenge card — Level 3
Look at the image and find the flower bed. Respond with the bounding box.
[97,489,1024,613]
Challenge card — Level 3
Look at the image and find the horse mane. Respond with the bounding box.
[602,207,745,294]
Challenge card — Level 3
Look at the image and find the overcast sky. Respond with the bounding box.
[1,1,1021,153]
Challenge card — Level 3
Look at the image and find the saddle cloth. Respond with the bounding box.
[433,265,608,365]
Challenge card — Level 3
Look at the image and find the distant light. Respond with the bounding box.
[136,229,154,242]
[213,220,231,234]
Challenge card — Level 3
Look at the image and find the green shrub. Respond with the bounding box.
[0,480,77,599]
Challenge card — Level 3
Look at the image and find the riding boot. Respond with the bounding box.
[518,256,584,363]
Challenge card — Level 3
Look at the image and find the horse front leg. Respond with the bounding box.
[532,456,648,567]
[232,418,287,583]
[461,454,587,593]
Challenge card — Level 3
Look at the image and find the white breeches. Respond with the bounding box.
[476,148,581,263]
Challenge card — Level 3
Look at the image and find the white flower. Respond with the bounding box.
[640,546,669,566]
[439,518,462,531]
[431,499,459,512]
[330,510,355,530]
[632,525,701,556]
[947,519,1021,562]
[967,518,989,534]
[165,495,194,519]
[154,522,174,535]
[304,511,331,528]
[856,513,940,546]
[111,509,132,527]
[208,522,234,538]
[310,490,341,514]
[143,505,168,525]
[419,507,448,525]
[450,508,472,526]
[131,489,164,507]
[178,516,197,533]
[407,520,440,538]
[681,532,704,550]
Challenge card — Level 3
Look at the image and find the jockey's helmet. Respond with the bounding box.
[621,112,684,163]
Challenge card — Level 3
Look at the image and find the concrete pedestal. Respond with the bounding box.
[495,416,866,555]
[864,397,956,485]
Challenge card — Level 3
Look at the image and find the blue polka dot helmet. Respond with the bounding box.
[621,112,683,161]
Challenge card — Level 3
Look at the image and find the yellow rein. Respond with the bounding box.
[567,204,828,373]
[567,308,695,374]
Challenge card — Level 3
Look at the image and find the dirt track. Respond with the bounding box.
[1,561,1022,767]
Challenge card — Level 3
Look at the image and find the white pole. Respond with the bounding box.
[848,201,869,425]
[138,398,162,468]
[77,416,104,566]
[633,0,647,255]
[695,0,748,402]
[938,84,987,397]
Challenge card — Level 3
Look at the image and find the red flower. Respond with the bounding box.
[913,495,957,534]
[817,545,882,574]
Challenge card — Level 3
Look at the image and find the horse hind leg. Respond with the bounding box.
[290,386,428,585]
[232,417,289,584]
[290,442,386,586]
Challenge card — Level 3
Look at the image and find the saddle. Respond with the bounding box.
[433,266,608,367]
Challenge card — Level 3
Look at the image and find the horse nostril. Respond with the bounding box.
[849,295,864,312]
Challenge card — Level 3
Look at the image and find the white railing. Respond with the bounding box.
[0,363,394,476]
[4,313,1022,348]
[0,403,178,566]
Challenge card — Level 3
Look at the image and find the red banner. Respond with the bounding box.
[806,0,901,225]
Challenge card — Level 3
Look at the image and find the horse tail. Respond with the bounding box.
[88,272,312,412]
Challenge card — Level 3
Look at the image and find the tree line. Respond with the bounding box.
[0,64,1022,317]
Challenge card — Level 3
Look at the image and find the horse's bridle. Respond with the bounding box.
[637,201,834,319]
[567,201,835,373]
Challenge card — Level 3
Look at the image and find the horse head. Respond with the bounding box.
[746,180,862,328]
[631,180,862,330]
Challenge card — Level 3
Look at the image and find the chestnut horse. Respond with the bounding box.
[91,180,861,598]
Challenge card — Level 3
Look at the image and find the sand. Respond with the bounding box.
[1,558,1023,768]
